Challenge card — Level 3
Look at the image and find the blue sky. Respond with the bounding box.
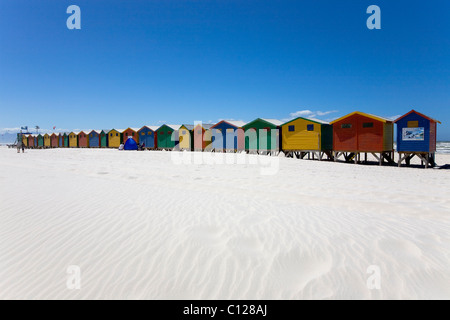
[0,0,449,139]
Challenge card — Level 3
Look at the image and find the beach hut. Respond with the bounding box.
[330,111,394,165]
[62,133,69,148]
[156,125,181,150]
[192,123,214,151]
[281,117,333,160]
[43,134,51,148]
[108,129,124,148]
[99,130,109,148]
[210,120,246,152]
[88,130,101,148]
[77,131,88,148]
[243,118,282,155]
[28,134,35,148]
[179,125,195,151]
[50,133,59,148]
[68,132,78,148]
[59,134,63,147]
[122,128,140,144]
[22,134,28,148]
[37,134,44,148]
[138,126,158,149]
[395,110,441,168]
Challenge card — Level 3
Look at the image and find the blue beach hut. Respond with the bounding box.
[138,126,158,149]
[395,110,441,168]
[88,130,101,148]
[210,120,246,151]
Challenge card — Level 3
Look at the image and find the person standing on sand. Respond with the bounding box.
[17,133,23,153]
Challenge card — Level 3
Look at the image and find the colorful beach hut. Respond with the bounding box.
[88,130,101,148]
[58,133,67,147]
[193,123,214,151]
[281,117,333,160]
[22,134,28,148]
[210,120,246,152]
[62,133,69,147]
[156,125,181,150]
[179,125,195,151]
[108,129,124,148]
[123,128,140,144]
[138,126,158,149]
[395,110,441,168]
[330,111,394,165]
[43,134,51,148]
[68,132,78,148]
[36,134,44,148]
[243,118,282,155]
[99,130,109,148]
[28,135,35,148]
[77,131,88,148]
[50,133,59,148]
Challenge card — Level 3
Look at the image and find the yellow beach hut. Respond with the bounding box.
[281,117,333,160]
[108,129,124,148]
[68,132,78,148]
[22,134,28,148]
[43,133,51,148]
[179,125,194,150]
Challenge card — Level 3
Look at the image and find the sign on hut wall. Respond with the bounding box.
[402,127,424,141]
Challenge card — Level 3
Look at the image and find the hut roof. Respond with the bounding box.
[330,111,392,124]
[244,118,283,128]
[282,116,330,126]
[138,126,159,132]
[180,124,195,131]
[394,109,441,124]
[212,120,247,128]
[125,127,141,132]
[260,118,283,126]
[162,124,182,131]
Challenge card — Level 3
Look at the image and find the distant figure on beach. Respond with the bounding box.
[17,134,24,153]
[119,143,124,150]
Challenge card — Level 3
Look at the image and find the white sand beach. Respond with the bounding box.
[0,147,449,299]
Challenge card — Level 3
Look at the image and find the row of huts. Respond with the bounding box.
[21,110,441,167]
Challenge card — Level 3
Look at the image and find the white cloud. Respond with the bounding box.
[289,110,314,118]
[283,109,338,122]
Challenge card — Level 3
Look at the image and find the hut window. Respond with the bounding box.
[141,132,145,136]
[160,132,164,135]
[148,132,152,135]
[288,125,295,132]
[363,122,373,128]
[197,130,202,134]
[182,130,186,135]
[407,121,419,127]
[116,133,118,136]
[168,131,172,135]
[341,124,352,129]
[307,124,314,131]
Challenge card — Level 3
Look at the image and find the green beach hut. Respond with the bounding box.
[242,118,283,154]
